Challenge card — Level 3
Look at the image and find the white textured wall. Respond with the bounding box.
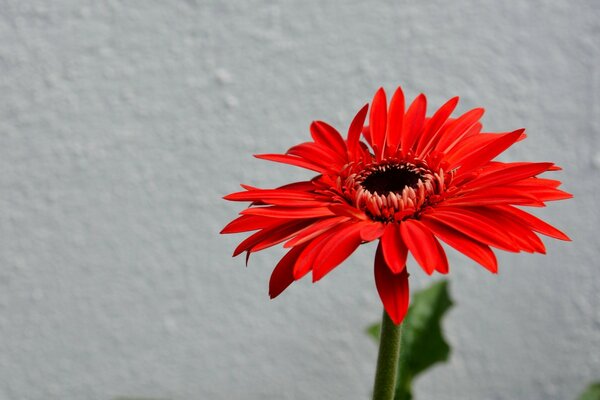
[0,1,598,399]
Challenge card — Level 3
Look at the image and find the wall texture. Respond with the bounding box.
[0,1,598,399]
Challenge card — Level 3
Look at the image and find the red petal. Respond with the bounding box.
[293,231,331,279]
[269,244,308,298]
[443,186,544,207]
[358,141,374,162]
[400,94,427,153]
[369,88,388,160]
[287,142,345,166]
[461,162,555,191]
[416,96,459,157]
[284,216,350,248]
[360,221,386,241]
[421,218,498,273]
[221,214,272,234]
[510,177,562,188]
[385,87,405,155]
[423,209,519,252]
[374,242,410,325]
[381,223,408,273]
[312,224,364,281]
[443,131,525,169]
[467,206,546,253]
[451,129,524,174]
[240,206,335,219]
[251,198,332,207]
[505,185,573,202]
[434,108,485,154]
[254,154,323,172]
[310,121,347,157]
[276,180,317,191]
[497,205,570,241]
[224,189,321,202]
[432,239,449,274]
[233,219,314,256]
[463,122,483,139]
[347,104,369,159]
[292,221,362,280]
[497,221,545,254]
[328,203,369,220]
[400,220,448,275]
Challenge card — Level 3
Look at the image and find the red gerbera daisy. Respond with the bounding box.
[221,87,571,324]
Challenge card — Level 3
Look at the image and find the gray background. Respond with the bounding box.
[0,1,598,399]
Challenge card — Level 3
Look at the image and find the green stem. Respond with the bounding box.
[372,310,402,400]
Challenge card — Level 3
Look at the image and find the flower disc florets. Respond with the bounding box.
[341,159,448,223]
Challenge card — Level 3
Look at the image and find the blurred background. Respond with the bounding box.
[0,1,598,399]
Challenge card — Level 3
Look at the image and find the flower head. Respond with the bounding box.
[222,87,571,324]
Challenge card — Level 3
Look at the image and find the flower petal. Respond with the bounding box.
[359,221,386,241]
[400,220,448,275]
[385,87,405,155]
[471,207,546,253]
[233,219,315,256]
[284,216,350,248]
[369,88,388,160]
[443,186,544,207]
[221,214,272,234]
[432,239,449,274]
[287,142,345,166]
[241,206,335,219]
[224,189,322,202]
[451,129,524,174]
[381,223,408,273]
[505,185,573,202]
[276,180,318,191]
[434,107,485,154]
[254,153,323,173]
[509,176,562,188]
[328,203,369,220]
[423,209,520,252]
[400,93,427,153]
[497,205,571,241]
[269,243,308,298]
[443,131,525,169]
[312,223,364,282]
[420,218,498,273]
[310,120,347,157]
[374,242,410,325]
[459,162,555,191]
[293,231,331,279]
[416,96,459,157]
[347,103,369,159]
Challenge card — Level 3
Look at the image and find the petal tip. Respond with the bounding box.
[387,311,403,325]
[311,270,321,283]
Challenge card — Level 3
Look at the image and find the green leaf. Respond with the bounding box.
[366,321,381,342]
[367,279,453,400]
[577,383,600,400]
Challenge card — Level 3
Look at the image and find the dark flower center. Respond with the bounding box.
[360,164,423,195]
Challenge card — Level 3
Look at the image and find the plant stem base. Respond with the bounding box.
[372,310,402,400]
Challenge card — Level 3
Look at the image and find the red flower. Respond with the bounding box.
[221,87,571,324]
